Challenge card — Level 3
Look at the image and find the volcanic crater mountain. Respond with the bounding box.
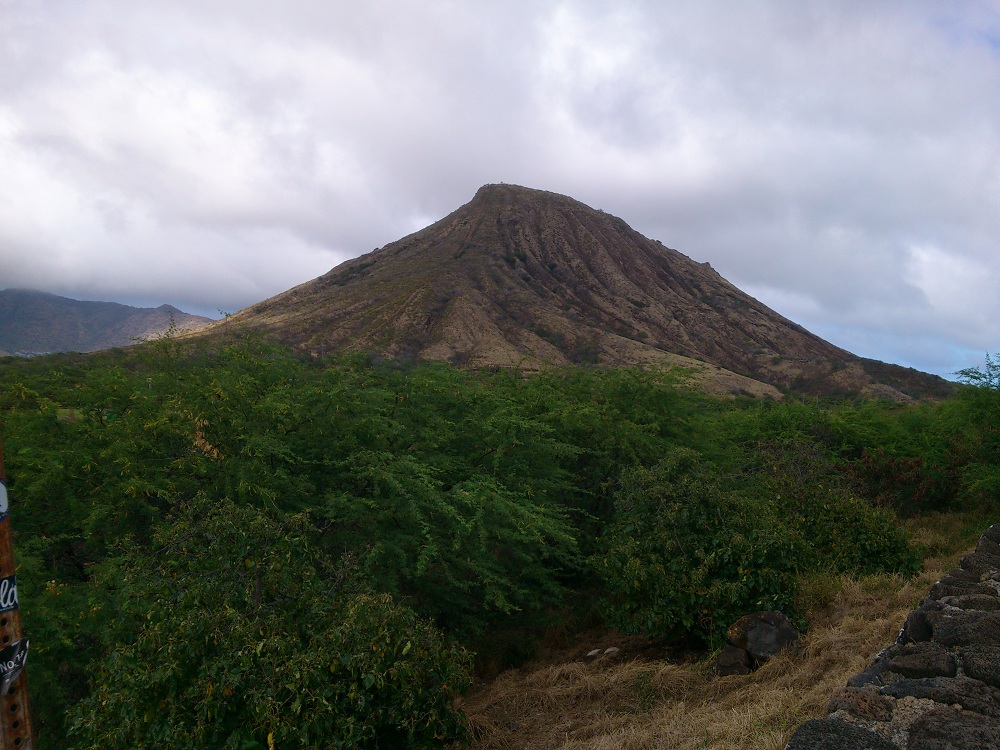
[219,184,948,400]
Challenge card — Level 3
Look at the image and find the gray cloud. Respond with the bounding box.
[2,0,999,375]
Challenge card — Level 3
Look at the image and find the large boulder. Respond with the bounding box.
[727,610,800,664]
[712,644,751,676]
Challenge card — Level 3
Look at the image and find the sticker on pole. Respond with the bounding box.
[0,479,7,522]
[0,576,17,613]
[0,639,27,694]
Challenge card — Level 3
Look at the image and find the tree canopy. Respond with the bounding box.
[1,338,996,747]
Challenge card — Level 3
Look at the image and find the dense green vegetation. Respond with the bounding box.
[0,334,997,748]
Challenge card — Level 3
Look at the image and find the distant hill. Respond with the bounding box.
[0,289,213,356]
[206,184,950,400]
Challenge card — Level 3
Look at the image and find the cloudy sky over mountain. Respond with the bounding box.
[3,0,999,376]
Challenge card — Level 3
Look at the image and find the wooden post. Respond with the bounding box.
[0,440,33,749]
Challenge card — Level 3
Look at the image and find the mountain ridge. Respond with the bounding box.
[0,288,213,356]
[211,184,948,399]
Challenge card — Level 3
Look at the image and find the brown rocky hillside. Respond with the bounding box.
[214,184,949,400]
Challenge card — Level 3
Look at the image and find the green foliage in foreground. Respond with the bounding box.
[598,446,920,645]
[71,495,471,750]
[598,449,801,642]
[954,353,1000,502]
[1,339,998,747]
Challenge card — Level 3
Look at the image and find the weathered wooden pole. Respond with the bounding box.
[0,439,33,749]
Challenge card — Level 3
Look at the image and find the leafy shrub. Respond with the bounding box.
[17,559,100,746]
[319,455,580,635]
[69,495,470,750]
[596,449,801,645]
[954,354,1000,502]
[750,439,921,576]
[783,485,921,575]
[851,449,956,516]
[597,443,921,645]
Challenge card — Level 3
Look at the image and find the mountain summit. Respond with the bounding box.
[220,184,947,399]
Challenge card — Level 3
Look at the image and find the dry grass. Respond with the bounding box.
[460,520,979,750]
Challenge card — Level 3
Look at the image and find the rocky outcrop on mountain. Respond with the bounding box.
[212,184,950,400]
[0,289,212,355]
[785,525,1000,749]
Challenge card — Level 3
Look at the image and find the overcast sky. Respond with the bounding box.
[3,1,999,377]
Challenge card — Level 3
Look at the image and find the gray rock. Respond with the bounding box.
[907,706,1000,750]
[887,641,956,679]
[784,717,897,750]
[583,646,620,661]
[945,567,984,582]
[727,610,799,662]
[900,601,941,643]
[713,644,751,676]
[960,551,1000,577]
[847,664,890,688]
[849,645,901,688]
[981,524,1000,545]
[931,611,1000,648]
[976,535,1000,558]
[827,686,894,722]
[961,644,1000,688]
[929,571,995,599]
[943,593,1000,612]
[880,676,1000,718]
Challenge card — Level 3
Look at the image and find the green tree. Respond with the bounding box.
[954,354,1000,501]
[597,449,801,645]
[748,438,921,575]
[70,495,470,749]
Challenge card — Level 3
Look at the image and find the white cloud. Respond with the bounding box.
[2,0,1000,375]
[905,244,999,343]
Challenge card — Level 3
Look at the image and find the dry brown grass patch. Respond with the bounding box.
[461,540,971,750]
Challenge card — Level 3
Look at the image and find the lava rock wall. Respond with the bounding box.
[785,523,1000,749]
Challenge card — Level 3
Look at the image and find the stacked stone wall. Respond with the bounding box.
[785,523,1000,749]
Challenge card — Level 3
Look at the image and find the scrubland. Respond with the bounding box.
[1,337,996,748]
